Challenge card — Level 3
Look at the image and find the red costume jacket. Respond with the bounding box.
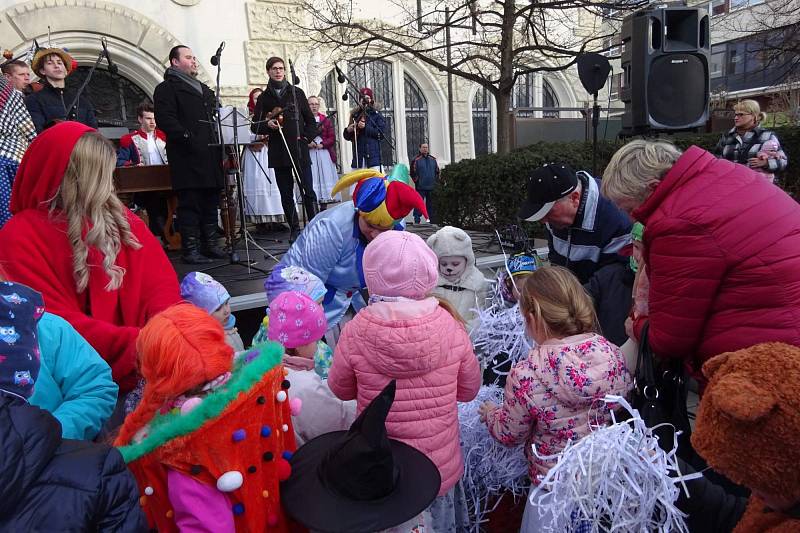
[0,122,180,391]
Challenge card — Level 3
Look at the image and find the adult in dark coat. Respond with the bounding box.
[153,45,225,264]
[343,87,388,169]
[0,281,147,533]
[252,56,318,242]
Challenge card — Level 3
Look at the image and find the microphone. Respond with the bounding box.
[342,93,349,101]
[335,63,345,83]
[210,41,225,66]
[288,58,300,85]
[100,37,118,74]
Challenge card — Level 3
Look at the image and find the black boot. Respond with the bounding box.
[200,223,228,259]
[182,227,213,264]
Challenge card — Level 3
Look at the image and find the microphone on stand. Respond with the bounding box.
[288,58,300,85]
[335,63,346,83]
[327,110,338,119]
[210,41,225,66]
[100,37,118,74]
[342,92,349,101]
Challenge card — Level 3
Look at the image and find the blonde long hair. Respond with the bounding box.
[519,266,598,341]
[51,132,141,292]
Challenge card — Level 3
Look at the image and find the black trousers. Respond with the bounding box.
[274,165,317,228]
[134,192,169,237]
[176,188,220,229]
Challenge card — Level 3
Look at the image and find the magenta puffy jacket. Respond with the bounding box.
[633,146,800,383]
[329,298,481,495]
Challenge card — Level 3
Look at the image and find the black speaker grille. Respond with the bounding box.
[647,53,708,127]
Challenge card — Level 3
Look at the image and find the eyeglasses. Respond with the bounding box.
[734,112,752,117]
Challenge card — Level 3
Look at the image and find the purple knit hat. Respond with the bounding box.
[0,282,45,399]
[268,291,328,348]
[363,231,438,300]
[180,272,231,314]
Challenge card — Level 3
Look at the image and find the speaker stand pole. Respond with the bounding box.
[591,91,600,177]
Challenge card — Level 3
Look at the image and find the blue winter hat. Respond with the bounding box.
[0,282,45,399]
[180,272,231,314]
[265,265,327,305]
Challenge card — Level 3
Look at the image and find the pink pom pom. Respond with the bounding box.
[289,397,303,416]
[180,397,202,415]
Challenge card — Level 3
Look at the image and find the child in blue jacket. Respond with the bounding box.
[29,313,117,440]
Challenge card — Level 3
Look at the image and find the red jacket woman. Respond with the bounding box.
[602,141,800,384]
[0,122,181,391]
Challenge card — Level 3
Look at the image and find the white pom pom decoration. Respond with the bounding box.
[276,390,287,403]
[144,486,154,496]
[529,395,701,532]
[282,424,289,432]
[216,471,244,492]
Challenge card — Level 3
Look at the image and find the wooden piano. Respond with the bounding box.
[113,165,181,250]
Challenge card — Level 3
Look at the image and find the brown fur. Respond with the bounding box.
[691,343,800,533]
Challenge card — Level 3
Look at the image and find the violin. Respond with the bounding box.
[265,106,285,126]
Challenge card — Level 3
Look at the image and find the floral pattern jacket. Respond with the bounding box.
[484,333,631,484]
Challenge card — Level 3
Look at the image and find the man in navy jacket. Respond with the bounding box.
[518,163,632,285]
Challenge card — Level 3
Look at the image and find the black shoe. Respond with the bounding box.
[181,229,213,264]
[200,223,228,259]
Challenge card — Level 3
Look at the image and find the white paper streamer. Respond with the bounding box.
[458,385,531,531]
[469,280,532,380]
[529,395,701,533]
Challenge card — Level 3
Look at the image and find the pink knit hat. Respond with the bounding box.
[268,291,327,348]
[363,231,438,300]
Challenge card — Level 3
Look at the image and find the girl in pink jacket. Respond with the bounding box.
[329,230,482,532]
[479,266,631,532]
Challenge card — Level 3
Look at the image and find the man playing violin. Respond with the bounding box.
[251,56,319,243]
[343,87,387,170]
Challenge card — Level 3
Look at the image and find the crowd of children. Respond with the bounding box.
[4,144,798,533]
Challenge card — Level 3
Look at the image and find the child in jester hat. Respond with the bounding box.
[115,303,296,532]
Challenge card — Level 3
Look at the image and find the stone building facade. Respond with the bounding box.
[0,0,587,165]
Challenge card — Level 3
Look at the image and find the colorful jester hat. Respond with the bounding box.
[331,165,428,229]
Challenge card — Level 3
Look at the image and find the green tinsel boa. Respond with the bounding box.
[117,342,284,463]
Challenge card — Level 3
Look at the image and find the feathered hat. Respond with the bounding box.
[331,165,428,229]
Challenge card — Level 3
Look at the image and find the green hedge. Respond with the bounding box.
[436,127,800,230]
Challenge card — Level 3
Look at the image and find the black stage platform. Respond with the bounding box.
[166,222,546,344]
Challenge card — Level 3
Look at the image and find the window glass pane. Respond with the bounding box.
[347,60,395,166]
[543,80,560,118]
[403,74,429,162]
[710,49,726,78]
[65,67,150,128]
[472,86,492,155]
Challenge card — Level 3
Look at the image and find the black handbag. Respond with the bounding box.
[628,322,693,456]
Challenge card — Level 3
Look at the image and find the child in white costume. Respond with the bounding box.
[427,226,487,328]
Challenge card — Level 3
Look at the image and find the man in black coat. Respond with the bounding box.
[154,45,225,264]
[25,48,98,132]
[252,56,318,242]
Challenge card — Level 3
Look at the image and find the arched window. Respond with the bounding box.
[347,60,394,166]
[65,67,150,129]
[543,80,560,118]
[318,70,341,172]
[403,74,428,162]
[472,87,493,155]
[511,73,561,118]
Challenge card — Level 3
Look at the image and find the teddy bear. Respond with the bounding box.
[427,225,487,327]
[692,342,800,533]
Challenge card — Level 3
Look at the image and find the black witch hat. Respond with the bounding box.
[280,380,441,533]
